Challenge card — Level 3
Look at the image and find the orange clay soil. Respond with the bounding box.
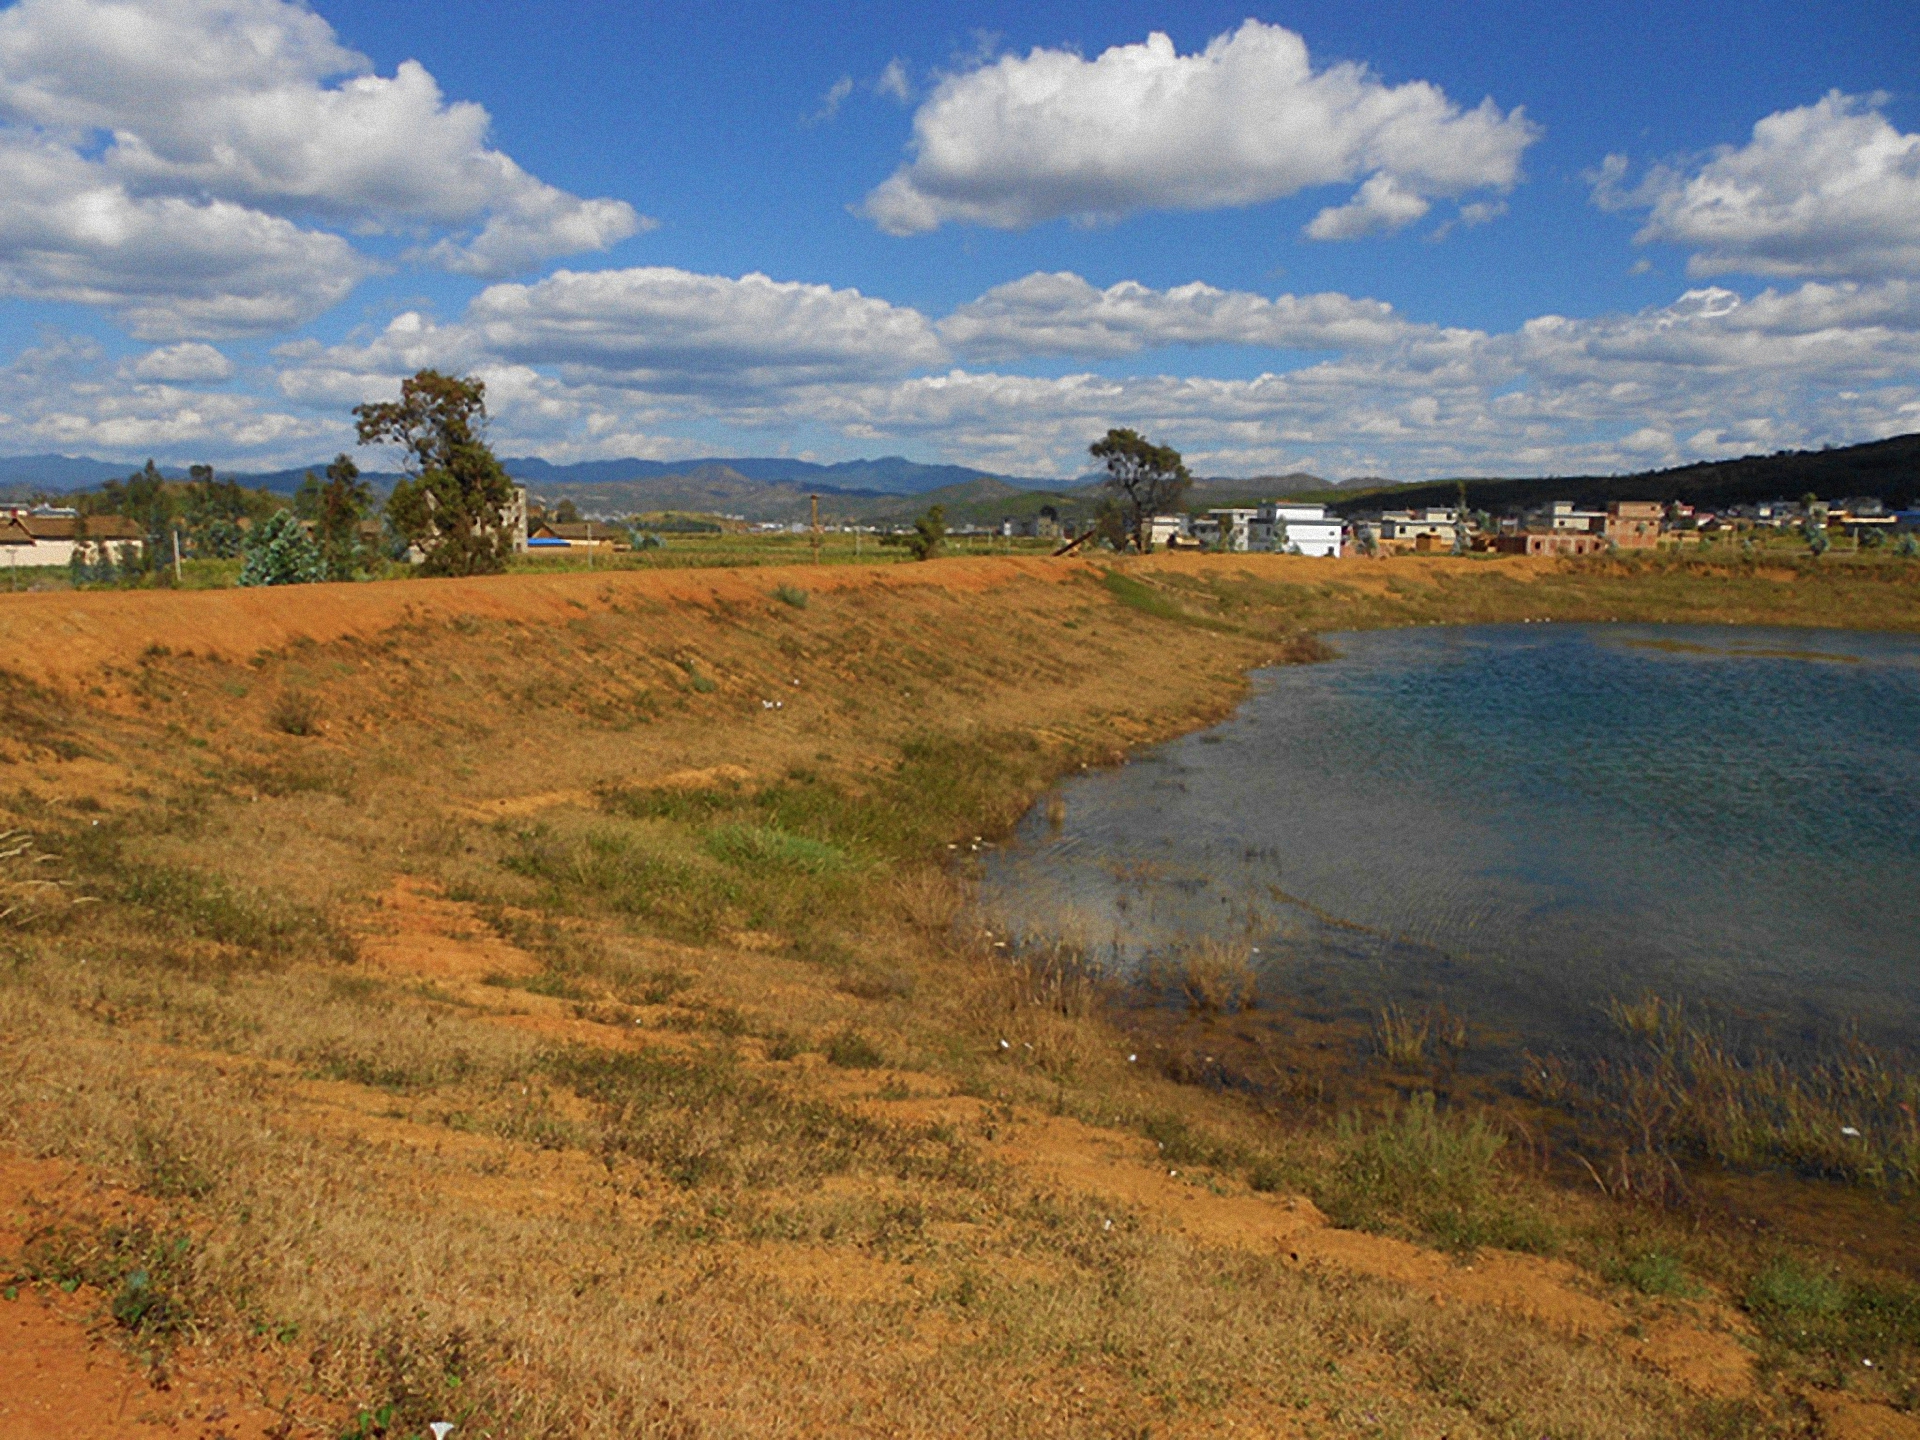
[0,1156,335,1440]
[3,553,1916,1437]
[0,551,1581,693]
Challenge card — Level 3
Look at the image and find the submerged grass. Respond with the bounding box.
[1560,1000,1920,1190]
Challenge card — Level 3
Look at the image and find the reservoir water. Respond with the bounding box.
[980,623,1920,1055]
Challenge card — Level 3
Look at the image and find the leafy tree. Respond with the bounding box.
[182,465,251,558]
[355,370,515,576]
[906,504,947,560]
[87,460,175,578]
[552,498,581,525]
[295,453,374,581]
[1895,532,1919,559]
[1802,514,1831,556]
[238,509,323,587]
[1089,496,1130,551]
[1091,428,1190,553]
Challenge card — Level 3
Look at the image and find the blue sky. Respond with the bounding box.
[0,0,1916,478]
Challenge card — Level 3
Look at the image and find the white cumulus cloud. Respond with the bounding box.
[861,21,1536,237]
[465,267,947,388]
[939,271,1420,360]
[0,132,372,338]
[0,332,327,458]
[132,341,234,382]
[1601,93,1920,280]
[0,0,644,340]
[1303,173,1431,240]
[181,261,1920,482]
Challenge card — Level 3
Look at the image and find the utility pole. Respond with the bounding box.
[810,493,821,564]
[586,520,593,571]
[172,528,183,586]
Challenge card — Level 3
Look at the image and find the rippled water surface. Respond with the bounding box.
[980,624,1920,1050]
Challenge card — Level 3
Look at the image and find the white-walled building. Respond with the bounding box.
[0,511,145,567]
[1378,507,1461,546]
[1250,503,1343,557]
[1145,514,1188,549]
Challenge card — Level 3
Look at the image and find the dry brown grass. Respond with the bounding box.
[3,554,1913,1435]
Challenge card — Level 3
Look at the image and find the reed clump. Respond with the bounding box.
[972,935,1104,1077]
[1557,1000,1920,1191]
[1145,937,1257,1017]
[1374,1001,1431,1065]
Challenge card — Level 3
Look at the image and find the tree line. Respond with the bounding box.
[67,369,515,587]
[68,368,1199,584]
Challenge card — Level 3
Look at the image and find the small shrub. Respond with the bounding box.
[826,1029,884,1069]
[676,657,718,693]
[1142,1112,1238,1170]
[1617,1251,1700,1298]
[1329,1092,1520,1248]
[20,1223,199,1348]
[1246,1157,1290,1193]
[773,583,809,609]
[764,1030,804,1061]
[270,690,322,736]
[1164,939,1256,1016]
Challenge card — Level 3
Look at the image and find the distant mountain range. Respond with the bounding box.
[0,451,1054,499]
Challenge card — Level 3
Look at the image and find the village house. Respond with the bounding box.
[1491,529,1609,557]
[528,519,618,550]
[1248,502,1343,557]
[1375,507,1460,552]
[1524,500,1606,534]
[1190,507,1260,551]
[1603,500,1664,549]
[0,511,146,568]
[1144,514,1188,549]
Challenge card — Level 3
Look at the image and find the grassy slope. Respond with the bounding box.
[1,551,1917,1438]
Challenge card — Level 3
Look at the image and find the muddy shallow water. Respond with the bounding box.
[982,622,1920,1056]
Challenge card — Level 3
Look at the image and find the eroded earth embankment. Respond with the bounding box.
[2,553,1917,1439]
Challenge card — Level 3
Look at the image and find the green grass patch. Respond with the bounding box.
[705,824,848,875]
[1100,570,1240,632]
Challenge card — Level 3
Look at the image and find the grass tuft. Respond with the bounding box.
[825,1028,884,1069]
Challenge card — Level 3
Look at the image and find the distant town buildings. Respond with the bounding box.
[0,507,145,567]
[1150,502,1346,556]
